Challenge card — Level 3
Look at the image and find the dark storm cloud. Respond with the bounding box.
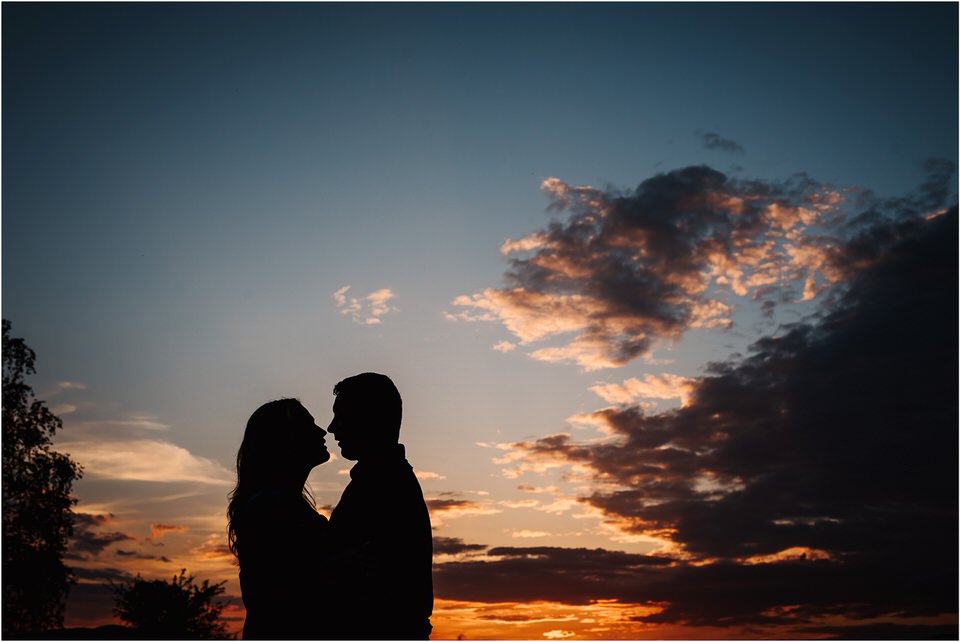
[436,551,954,626]
[699,131,745,154]
[452,166,851,369]
[507,207,957,560]
[434,546,672,605]
[792,622,960,639]
[468,193,957,625]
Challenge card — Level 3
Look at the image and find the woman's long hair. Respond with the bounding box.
[227,398,315,558]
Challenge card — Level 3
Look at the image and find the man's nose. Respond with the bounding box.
[318,426,327,437]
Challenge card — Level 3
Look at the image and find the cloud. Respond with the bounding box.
[56,439,234,485]
[434,546,672,605]
[150,523,188,538]
[73,415,171,432]
[435,545,954,629]
[69,513,135,557]
[333,285,398,325]
[43,380,86,398]
[72,566,134,583]
[474,205,958,625]
[191,536,234,561]
[517,485,561,494]
[511,530,551,539]
[52,403,78,415]
[450,166,854,370]
[791,623,960,639]
[590,373,696,406]
[115,550,172,562]
[499,499,540,509]
[482,436,596,481]
[698,131,745,154]
[433,537,488,555]
[414,469,447,481]
[431,598,638,639]
[426,498,502,523]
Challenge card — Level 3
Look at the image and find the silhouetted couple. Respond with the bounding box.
[227,373,433,640]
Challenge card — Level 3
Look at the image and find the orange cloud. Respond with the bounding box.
[426,497,502,525]
[333,285,398,325]
[414,469,447,481]
[590,373,697,406]
[150,523,188,538]
[430,598,663,640]
[448,168,855,370]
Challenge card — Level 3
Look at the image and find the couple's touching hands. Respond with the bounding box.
[228,373,434,640]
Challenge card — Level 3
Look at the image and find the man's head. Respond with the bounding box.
[328,372,402,461]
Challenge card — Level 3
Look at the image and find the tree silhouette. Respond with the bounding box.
[112,569,230,639]
[2,319,83,636]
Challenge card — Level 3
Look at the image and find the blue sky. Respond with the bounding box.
[3,3,957,638]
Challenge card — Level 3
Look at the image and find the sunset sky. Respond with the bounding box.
[3,4,957,639]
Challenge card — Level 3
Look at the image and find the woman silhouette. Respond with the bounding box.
[227,399,331,639]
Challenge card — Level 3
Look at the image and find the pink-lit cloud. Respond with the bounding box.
[333,285,398,325]
[590,373,697,406]
[449,167,859,369]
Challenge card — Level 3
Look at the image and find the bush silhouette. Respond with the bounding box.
[112,569,230,639]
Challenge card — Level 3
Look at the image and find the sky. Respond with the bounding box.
[2,3,958,639]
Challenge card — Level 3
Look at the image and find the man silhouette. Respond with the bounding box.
[327,373,433,640]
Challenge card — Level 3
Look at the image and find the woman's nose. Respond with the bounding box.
[317,426,327,436]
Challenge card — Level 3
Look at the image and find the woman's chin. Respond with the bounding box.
[318,449,332,464]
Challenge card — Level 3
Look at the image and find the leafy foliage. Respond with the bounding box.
[2,319,83,634]
[112,569,230,639]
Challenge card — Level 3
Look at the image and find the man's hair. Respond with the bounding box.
[333,372,403,437]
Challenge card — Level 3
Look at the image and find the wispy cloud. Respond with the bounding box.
[426,497,502,525]
[74,415,170,432]
[590,373,696,406]
[333,285,398,325]
[57,438,233,485]
[52,403,78,415]
[511,529,551,538]
[697,130,745,154]
[42,380,87,398]
[480,437,594,480]
[150,523,188,538]
[414,469,447,481]
[516,485,560,494]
